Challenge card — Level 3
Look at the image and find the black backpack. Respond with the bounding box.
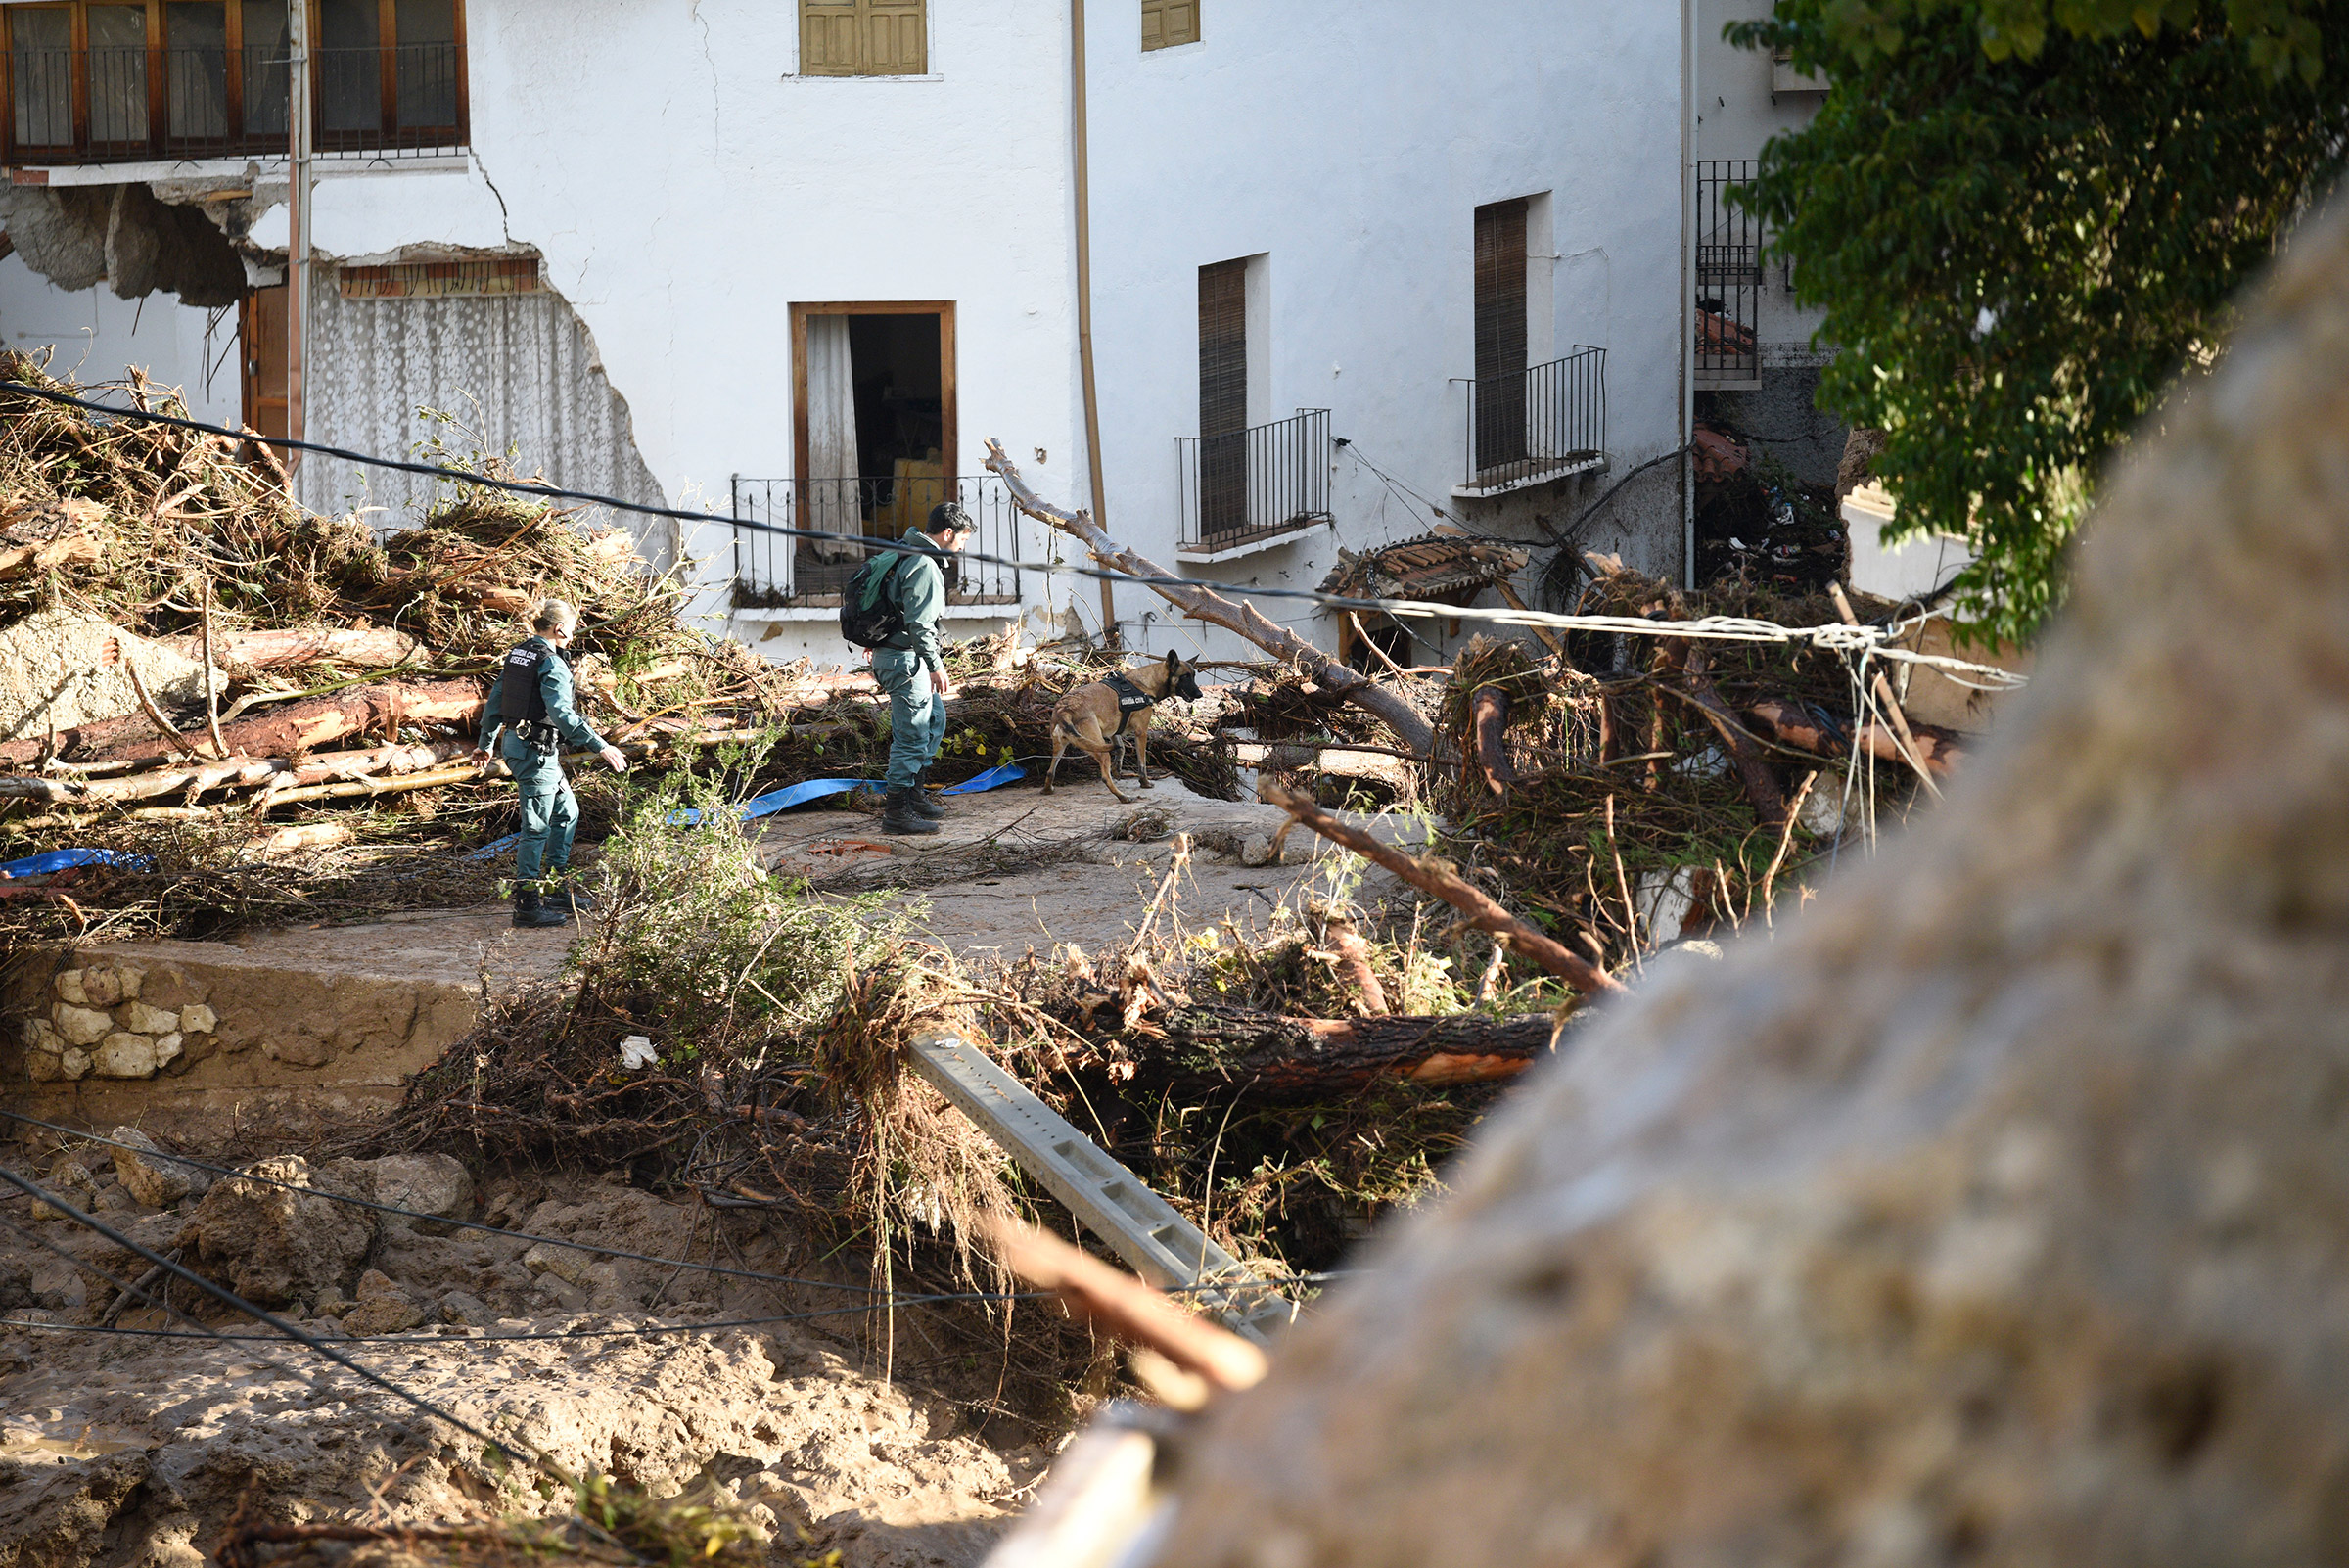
[840,550,906,650]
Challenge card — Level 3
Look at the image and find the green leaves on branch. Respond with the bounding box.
[1730,0,2349,644]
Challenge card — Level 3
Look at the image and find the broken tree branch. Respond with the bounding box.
[119,653,206,761]
[0,677,486,768]
[1829,581,1944,800]
[1469,685,1516,799]
[984,439,1437,758]
[1314,910,1391,1018]
[985,1218,1269,1396]
[1679,644,1788,828]
[155,624,423,671]
[1746,699,1965,779]
[1258,781,1625,995]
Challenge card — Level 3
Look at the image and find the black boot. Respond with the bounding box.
[909,768,947,819]
[512,884,570,928]
[882,788,942,836]
[545,871,597,913]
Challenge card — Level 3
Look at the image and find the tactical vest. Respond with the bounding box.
[1103,671,1157,736]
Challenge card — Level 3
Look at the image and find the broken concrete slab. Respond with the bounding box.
[0,609,227,746]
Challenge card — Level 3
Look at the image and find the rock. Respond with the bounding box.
[342,1271,428,1336]
[177,1003,217,1036]
[91,1034,159,1079]
[0,607,224,744]
[53,969,86,1006]
[263,1036,334,1069]
[533,1273,589,1312]
[111,965,142,1001]
[1240,832,1275,868]
[522,1239,592,1285]
[437,1289,492,1327]
[182,1155,374,1308]
[75,968,121,1008]
[119,1002,178,1036]
[0,1452,153,1568]
[367,1154,472,1231]
[1153,202,2349,1568]
[108,1127,211,1208]
[51,1004,113,1046]
[152,1033,183,1070]
[23,1048,65,1084]
[58,1048,90,1081]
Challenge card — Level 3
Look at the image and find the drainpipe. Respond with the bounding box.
[1680,0,1697,589]
[286,0,312,483]
[1071,0,1121,648]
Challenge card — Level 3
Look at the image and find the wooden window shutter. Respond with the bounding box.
[1473,198,1529,385]
[1198,258,1248,438]
[800,0,924,76]
[1143,0,1199,51]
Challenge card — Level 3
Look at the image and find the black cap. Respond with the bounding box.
[925,501,973,535]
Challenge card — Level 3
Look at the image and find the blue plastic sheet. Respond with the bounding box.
[466,766,1032,842]
[1,847,153,879]
[940,762,1026,795]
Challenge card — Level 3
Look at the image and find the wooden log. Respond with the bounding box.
[0,678,485,768]
[1470,686,1516,799]
[1318,912,1391,1017]
[1126,1004,1561,1095]
[1258,781,1625,996]
[1746,698,1966,779]
[1679,644,1788,828]
[155,625,422,670]
[983,438,1438,759]
[986,1218,1269,1397]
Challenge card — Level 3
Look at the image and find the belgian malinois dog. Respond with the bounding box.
[1044,649,1204,804]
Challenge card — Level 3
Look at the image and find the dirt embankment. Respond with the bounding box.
[1,1145,1064,1568]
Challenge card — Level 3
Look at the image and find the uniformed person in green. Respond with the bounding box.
[870,502,974,836]
[473,598,627,928]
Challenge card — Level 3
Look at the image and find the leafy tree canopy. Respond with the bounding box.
[1732,0,2349,643]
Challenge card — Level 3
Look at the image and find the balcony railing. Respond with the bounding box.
[1176,407,1331,555]
[728,474,1023,611]
[4,41,465,163]
[1460,346,1607,493]
[1695,159,1761,388]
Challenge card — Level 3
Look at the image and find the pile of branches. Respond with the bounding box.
[1440,562,1965,968]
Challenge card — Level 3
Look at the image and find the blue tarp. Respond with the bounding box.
[940,762,1026,796]
[469,765,1032,844]
[1,848,153,879]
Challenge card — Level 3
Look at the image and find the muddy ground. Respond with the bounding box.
[1,775,1410,1568]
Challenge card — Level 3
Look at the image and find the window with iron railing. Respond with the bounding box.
[1694,160,1761,388]
[3,0,465,164]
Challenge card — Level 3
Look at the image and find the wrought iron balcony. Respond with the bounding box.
[1458,346,1607,494]
[4,36,465,164]
[728,474,1022,611]
[1695,159,1762,389]
[1176,407,1332,557]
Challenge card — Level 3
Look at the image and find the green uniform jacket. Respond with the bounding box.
[878,529,948,685]
[478,635,608,756]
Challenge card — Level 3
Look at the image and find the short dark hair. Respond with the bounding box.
[924,501,973,536]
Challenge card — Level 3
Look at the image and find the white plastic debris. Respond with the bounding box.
[620,1035,658,1071]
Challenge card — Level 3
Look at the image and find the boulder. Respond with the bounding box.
[437,1289,492,1327]
[107,1127,212,1208]
[51,1005,112,1047]
[181,1155,374,1308]
[366,1153,472,1232]
[1155,206,2349,1566]
[340,1269,427,1336]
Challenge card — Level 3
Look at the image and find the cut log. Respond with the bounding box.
[1105,1004,1561,1095]
[155,625,422,670]
[983,439,1438,759]
[0,678,484,768]
[1679,644,1788,828]
[1470,686,1516,798]
[1747,698,1966,779]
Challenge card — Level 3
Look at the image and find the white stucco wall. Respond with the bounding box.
[1079,0,1688,666]
[0,251,239,426]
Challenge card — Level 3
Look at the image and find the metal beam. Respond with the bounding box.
[905,1029,1293,1345]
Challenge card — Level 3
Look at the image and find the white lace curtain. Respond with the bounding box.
[805,315,863,562]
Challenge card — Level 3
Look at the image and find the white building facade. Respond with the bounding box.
[0,0,1715,669]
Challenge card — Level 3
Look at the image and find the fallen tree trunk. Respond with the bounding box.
[1470,686,1516,798]
[982,439,1438,758]
[155,625,422,670]
[1078,1003,1561,1095]
[1259,781,1625,996]
[1747,698,1966,779]
[0,678,484,767]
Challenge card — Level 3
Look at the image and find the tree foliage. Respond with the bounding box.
[1733,1,2349,642]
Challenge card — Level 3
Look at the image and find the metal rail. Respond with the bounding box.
[904,1029,1295,1345]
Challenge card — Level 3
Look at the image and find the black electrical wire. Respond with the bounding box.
[0,379,1635,636]
[2,1114,1353,1307]
[0,1165,534,1466]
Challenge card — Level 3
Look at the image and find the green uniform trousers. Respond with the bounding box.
[504,738,577,883]
[871,647,945,791]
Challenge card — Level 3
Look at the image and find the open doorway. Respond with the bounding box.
[792,301,956,599]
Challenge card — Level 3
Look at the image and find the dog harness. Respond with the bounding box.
[1102,671,1158,737]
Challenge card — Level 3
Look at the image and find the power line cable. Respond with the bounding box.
[0,1165,538,1469]
[0,381,2023,683]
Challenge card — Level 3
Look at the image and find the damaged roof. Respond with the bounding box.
[1319,528,1532,605]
